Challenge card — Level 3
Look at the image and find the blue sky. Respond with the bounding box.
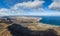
[0,0,52,9]
[0,0,60,16]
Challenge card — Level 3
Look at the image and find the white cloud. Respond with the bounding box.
[0,8,25,16]
[0,0,45,16]
[12,0,45,10]
[49,0,60,10]
[0,8,8,12]
[0,0,60,16]
[53,0,60,2]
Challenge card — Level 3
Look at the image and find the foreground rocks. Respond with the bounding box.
[0,23,58,36]
[7,24,57,36]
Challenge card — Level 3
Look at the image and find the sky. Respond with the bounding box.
[0,0,60,16]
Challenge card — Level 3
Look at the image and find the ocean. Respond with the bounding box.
[33,16,60,26]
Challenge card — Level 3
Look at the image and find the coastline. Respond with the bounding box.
[0,16,60,36]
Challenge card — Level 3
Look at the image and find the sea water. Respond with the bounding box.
[33,16,60,26]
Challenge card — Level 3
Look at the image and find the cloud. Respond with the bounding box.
[12,0,45,10]
[0,8,8,12]
[0,0,45,16]
[49,0,60,11]
[0,8,25,16]
[53,0,60,2]
[0,0,60,16]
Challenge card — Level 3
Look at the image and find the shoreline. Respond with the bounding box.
[39,23,60,27]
